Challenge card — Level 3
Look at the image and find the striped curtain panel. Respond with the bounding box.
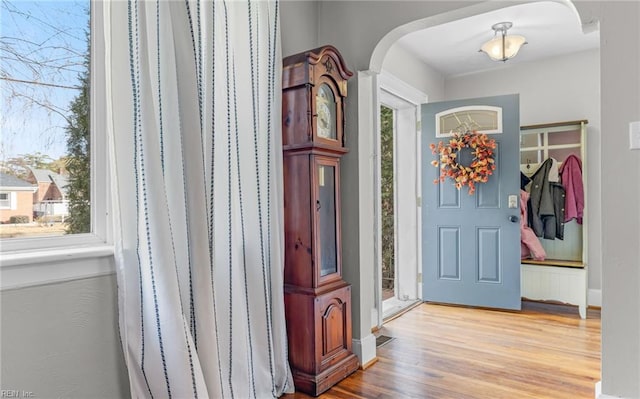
[104,1,293,397]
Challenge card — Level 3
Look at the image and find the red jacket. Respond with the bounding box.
[560,155,584,224]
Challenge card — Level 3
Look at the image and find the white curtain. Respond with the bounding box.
[105,1,293,397]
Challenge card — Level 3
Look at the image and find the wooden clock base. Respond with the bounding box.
[284,281,359,396]
[291,353,359,396]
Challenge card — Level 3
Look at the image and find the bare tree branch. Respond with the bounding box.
[1,0,85,42]
[10,92,73,125]
[1,0,87,160]
[1,76,81,90]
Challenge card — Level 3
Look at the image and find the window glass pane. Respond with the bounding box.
[520,150,542,166]
[548,129,581,146]
[316,84,337,140]
[0,192,10,208]
[439,109,499,135]
[550,148,581,163]
[471,110,499,131]
[1,1,90,238]
[318,165,337,277]
[520,133,542,148]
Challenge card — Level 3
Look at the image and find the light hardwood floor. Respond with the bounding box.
[283,301,601,399]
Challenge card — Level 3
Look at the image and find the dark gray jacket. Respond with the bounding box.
[527,158,565,240]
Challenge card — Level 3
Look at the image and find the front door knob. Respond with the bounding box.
[509,215,519,223]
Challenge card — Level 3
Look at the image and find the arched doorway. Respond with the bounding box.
[360,0,601,353]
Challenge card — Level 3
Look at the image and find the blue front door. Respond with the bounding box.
[422,94,521,310]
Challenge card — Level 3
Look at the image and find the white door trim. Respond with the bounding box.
[373,71,427,328]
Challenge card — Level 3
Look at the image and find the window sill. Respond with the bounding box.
[0,244,115,291]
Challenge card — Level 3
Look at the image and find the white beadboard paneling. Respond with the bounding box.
[521,264,587,318]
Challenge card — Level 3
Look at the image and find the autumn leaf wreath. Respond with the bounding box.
[430,131,497,195]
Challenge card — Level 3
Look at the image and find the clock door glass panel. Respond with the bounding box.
[318,164,337,276]
[316,84,337,140]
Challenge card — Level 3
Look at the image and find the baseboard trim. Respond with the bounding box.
[595,380,631,399]
[359,356,378,370]
[352,334,376,368]
[588,289,602,308]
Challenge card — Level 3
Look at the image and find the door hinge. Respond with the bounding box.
[417,273,422,283]
[416,196,422,207]
[416,120,422,131]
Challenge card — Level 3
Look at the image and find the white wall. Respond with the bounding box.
[1,273,130,398]
[445,49,600,131]
[280,0,318,57]
[445,49,602,294]
[580,2,640,397]
[382,43,445,101]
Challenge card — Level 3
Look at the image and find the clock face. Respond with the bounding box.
[316,84,337,139]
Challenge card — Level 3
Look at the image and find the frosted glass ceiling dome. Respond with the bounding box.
[479,22,527,62]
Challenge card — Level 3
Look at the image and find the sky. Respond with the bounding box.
[0,0,89,162]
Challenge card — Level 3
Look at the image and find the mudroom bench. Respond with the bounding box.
[521,259,587,319]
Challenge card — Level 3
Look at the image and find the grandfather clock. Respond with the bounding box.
[282,45,359,396]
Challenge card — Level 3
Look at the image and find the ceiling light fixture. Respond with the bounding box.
[479,22,527,62]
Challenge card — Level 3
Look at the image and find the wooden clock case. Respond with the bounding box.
[281,45,359,396]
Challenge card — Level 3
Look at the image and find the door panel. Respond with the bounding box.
[439,181,460,208]
[438,227,461,279]
[422,94,521,310]
[477,154,501,208]
[477,227,500,282]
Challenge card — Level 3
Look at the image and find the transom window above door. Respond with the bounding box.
[435,105,503,137]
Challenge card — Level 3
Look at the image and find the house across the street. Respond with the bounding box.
[26,167,70,221]
[0,172,37,223]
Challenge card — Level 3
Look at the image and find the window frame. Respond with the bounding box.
[0,2,113,288]
[0,192,11,209]
[435,105,503,137]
